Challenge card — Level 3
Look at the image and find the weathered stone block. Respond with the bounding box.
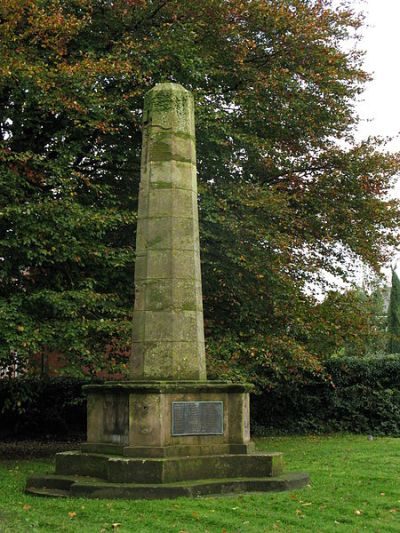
[55,451,108,478]
[148,132,195,163]
[133,254,147,281]
[130,342,205,380]
[143,217,199,252]
[145,189,197,220]
[149,161,197,190]
[135,279,202,312]
[144,249,200,280]
[131,310,145,342]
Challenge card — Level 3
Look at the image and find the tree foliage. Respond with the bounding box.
[387,269,400,354]
[307,286,387,360]
[1,0,399,382]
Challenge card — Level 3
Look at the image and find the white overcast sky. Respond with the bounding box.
[351,0,400,152]
[314,0,400,290]
[355,0,400,276]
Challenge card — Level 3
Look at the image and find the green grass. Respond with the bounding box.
[1,435,400,532]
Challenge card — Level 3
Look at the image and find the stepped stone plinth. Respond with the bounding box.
[26,83,309,499]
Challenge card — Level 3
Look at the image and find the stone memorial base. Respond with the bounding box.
[26,381,309,499]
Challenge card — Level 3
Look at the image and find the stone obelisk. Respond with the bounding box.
[26,83,309,499]
[131,83,206,380]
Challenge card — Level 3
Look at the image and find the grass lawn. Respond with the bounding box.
[0,435,399,532]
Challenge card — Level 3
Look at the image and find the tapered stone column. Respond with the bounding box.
[131,83,206,381]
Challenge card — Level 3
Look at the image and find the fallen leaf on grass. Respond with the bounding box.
[389,509,398,513]
[112,524,122,529]
[380,493,385,496]
[68,512,77,519]
[23,504,31,511]
[354,510,363,516]
[192,512,200,520]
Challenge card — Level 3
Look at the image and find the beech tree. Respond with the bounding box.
[0,0,399,382]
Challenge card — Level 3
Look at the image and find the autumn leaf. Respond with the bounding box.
[68,512,77,519]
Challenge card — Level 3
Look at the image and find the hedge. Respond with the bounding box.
[251,355,400,435]
[2,355,400,439]
[0,377,95,439]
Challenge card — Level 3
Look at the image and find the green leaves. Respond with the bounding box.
[0,0,399,381]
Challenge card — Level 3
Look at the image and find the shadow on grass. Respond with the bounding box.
[0,440,80,460]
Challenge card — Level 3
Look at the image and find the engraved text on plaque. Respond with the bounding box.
[172,401,223,436]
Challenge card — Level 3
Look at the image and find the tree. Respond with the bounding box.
[0,0,399,383]
[307,286,387,360]
[387,269,400,353]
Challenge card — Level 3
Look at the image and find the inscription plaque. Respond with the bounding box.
[172,401,223,436]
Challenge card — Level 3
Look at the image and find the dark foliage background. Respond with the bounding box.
[0,377,92,439]
[252,355,400,435]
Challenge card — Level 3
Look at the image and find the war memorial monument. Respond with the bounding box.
[26,83,309,498]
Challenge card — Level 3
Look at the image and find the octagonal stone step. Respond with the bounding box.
[55,451,284,484]
[26,472,310,499]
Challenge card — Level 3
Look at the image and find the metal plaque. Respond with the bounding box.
[172,401,223,436]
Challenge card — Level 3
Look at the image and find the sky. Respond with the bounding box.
[352,0,400,153]
[310,0,400,293]
[342,0,400,284]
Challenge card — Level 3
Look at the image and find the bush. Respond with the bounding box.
[251,354,400,435]
[0,377,102,439]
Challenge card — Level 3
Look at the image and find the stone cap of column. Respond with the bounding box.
[143,82,195,135]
